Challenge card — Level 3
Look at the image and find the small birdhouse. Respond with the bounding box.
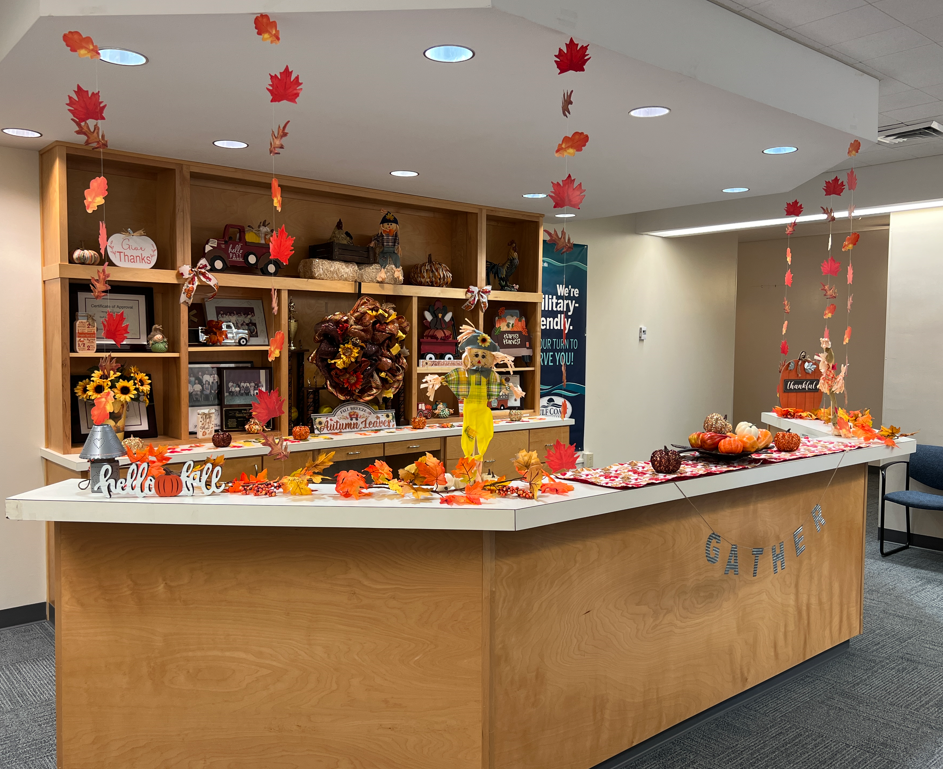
[80,423,126,494]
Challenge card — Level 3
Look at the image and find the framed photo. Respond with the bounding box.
[221,367,273,407]
[187,303,207,346]
[188,361,251,434]
[70,375,157,443]
[205,297,268,345]
[70,285,154,352]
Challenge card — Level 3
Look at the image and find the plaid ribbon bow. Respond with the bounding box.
[178,258,219,305]
[463,284,492,311]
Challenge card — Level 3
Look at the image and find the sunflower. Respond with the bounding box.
[133,371,151,393]
[113,379,137,403]
[86,379,111,398]
[74,379,91,399]
[91,369,119,384]
[478,334,493,348]
[331,342,362,370]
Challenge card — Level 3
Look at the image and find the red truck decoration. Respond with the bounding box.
[204,224,284,277]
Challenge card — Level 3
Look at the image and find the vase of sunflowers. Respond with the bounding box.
[74,354,151,441]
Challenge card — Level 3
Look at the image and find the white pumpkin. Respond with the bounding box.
[735,421,760,439]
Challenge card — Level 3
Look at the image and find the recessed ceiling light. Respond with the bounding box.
[763,146,798,155]
[555,213,576,218]
[2,127,42,138]
[423,45,474,63]
[213,140,248,149]
[390,170,419,177]
[722,187,750,193]
[629,106,670,118]
[99,48,147,66]
[522,193,547,199]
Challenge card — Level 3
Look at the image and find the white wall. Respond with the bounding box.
[564,215,738,466]
[883,207,943,539]
[0,146,46,611]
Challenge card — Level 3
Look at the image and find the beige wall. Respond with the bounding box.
[734,230,889,428]
[0,146,46,611]
[564,215,738,467]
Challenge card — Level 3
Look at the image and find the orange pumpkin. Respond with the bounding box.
[688,432,703,449]
[155,473,183,497]
[756,429,773,450]
[718,436,744,455]
[739,434,759,452]
[700,432,726,451]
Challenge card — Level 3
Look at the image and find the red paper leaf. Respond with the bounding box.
[847,263,853,285]
[784,269,793,287]
[66,86,106,123]
[267,66,302,104]
[848,139,861,157]
[544,228,573,254]
[820,283,837,299]
[98,221,107,256]
[549,174,586,209]
[824,326,830,340]
[846,168,858,191]
[780,340,789,356]
[785,221,796,236]
[555,37,591,74]
[843,326,852,345]
[260,432,290,462]
[786,247,792,264]
[783,298,791,313]
[84,176,107,213]
[821,206,835,223]
[544,440,578,473]
[272,177,282,212]
[820,255,841,277]
[562,89,573,118]
[102,311,129,347]
[270,121,289,156]
[824,303,836,319]
[62,31,99,59]
[252,387,285,425]
[268,330,285,362]
[823,176,845,196]
[269,225,295,265]
[784,200,803,217]
[335,470,370,499]
[90,264,110,299]
[555,132,589,157]
[254,14,280,44]
[842,232,859,251]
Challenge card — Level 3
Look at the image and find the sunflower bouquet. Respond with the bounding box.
[74,354,151,439]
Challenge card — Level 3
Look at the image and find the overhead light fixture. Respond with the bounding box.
[555,213,576,218]
[99,48,147,66]
[629,106,670,118]
[2,127,42,138]
[390,170,419,177]
[645,198,943,237]
[722,187,749,194]
[423,45,474,63]
[522,193,547,199]
[763,146,798,155]
[213,140,248,149]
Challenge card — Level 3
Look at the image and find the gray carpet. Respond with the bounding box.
[1,469,941,769]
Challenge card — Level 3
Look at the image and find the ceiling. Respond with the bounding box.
[710,0,943,170]
[0,2,876,219]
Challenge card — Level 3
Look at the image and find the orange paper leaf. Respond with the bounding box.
[62,31,99,59]
[268,330,285,361]
[254,14,280,44]
[90,390,114,425]
[541,480,574,496]
[786,247,792,264]
[785,221,796,236]
[555,37,591,74]
[784,269,793,287]
[102,311,129,347]
[820,255,841,277]
[272,177,282,212]
[843,326,852,345]
[252,388,285,425]
[846,168,858,191]
[549,174,586,210]
[847,263,853,285]
[267,66,302,104]
[544,440,578,473]
[269,121,289,156]
[98,221,108,256]
[562,89,573,118]
[555,131,589,157]
[824,304,836,319]
[782,320,788,335]
[84,176,107,213]
[270,225,295,266]
[90,264,110,299]
[848,139,860,157]
[842,233,859,251]
[335,470,370,499]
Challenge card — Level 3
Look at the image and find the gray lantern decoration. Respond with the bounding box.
[80,423,126,494]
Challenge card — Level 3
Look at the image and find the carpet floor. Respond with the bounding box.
[1,469,941,769]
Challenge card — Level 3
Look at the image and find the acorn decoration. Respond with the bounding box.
[245,418,265,434]
[292,425,310,441]
[703,413,733,434]
[212,430,232,448]
[411,414,427,430]
[774,430,801,452]
[650,446,683,474]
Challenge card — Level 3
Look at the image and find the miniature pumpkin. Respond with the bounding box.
[155,473,183,497]
[409,254,452,288]
[411,414,427,430]
[774,431,801,452]
[703,413,732,434]
[212,431,232,448]
[735,421,760,439]
[688,432,702,449]
[72,247,101,265]
[756,429,773,450]
[509,410,524,422]
[699,432,726,451]
[245,418,265,434]
[292,425,310,441]
[739,434,760,452]
[650,446,682,474]
[717,436,745,455]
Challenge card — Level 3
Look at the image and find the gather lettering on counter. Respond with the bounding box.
[94,461,226,497]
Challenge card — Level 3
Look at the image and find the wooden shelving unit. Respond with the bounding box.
[40,142,545,455]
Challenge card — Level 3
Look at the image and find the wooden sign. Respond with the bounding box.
[94,461,225,497]
[74,314,97,353]
[107,231,158,269]
[777,352,822,411]
[312,402,396,434]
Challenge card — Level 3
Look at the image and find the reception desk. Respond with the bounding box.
[7,438,913,769]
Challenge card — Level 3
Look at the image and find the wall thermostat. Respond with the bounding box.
[639,326,647,341]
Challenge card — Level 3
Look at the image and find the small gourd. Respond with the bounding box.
[72,247,101,265]
[155,473,183,497]
[735,421,760,439]
[411,414,427,430]
[245,418,265,434]
[774,430,801,452]
[292,425,310,441]
[650,446,682,474]
[717,436,745,455]
[409,254,453,288]
[703,413,732,434]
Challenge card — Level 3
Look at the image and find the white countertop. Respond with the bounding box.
[762,412,837,437]
[9,436,915,532]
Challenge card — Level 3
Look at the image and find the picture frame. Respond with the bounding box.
[187,303,207,346]
[205,297,269,345]
[70,374,157,443]
[220,367,274,429]
[188,361,251,434]
[221,406,255,432]
[69,284,155,352]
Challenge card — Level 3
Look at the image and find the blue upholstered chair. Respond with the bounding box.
[880,445,943,557]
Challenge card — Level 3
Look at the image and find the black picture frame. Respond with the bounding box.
[70,374,158,445]
[69,284,155,352]
[221,367,274,429]
[187,361,252,434]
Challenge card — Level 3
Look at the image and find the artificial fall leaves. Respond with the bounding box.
[784,200,803,218]
[84,176,108,213]
[268,66,303,104]
[820,255,841,277]
[270,122,289,156]
[269,225,295,265]
[555,131,589,157]
[822,176,845,197]
[842,233,860,251]
[251,387,285,425]
[271,177,282,212]
[549,174,586,210]
[562,90,574,118]
[260,432,290,462]
[848,140,861,157]
[98,221,108,256]
[784,269,793,287]
[544,228,574,254]
[254,14,281,44]
[268,330,285,362]
[62,31,99,59]
[102,311,129,347]
[555,37,591,74]
[336,470,371,499]
[90,390,114,425]
[67,86,108,149]
[544,440,579,473]
[846,169,858,191]
[90,264,111,299]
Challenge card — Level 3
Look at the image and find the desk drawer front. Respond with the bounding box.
[386,438,442,457]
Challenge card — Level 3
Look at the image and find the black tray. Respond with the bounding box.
[671,444,770,463]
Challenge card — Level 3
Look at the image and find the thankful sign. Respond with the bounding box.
[782,379,821,393]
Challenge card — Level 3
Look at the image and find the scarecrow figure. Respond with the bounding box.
[370,211,404,283]
[423,324,525,463]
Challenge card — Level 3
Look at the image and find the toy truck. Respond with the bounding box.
[197,322,250,346]
[204,224,284,277]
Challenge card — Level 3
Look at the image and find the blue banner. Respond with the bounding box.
[540,243,587,450]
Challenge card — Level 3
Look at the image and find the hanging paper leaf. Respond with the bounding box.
[267,66,303,104]
[91,390,114,425]
[72,120,107,150]
[823,176,845,196]
[786,247,792,264]
[555,131,589,157]
[268,330,285,362]
[824,326,830,340]
[252,387,285,425]
[549,174,586,209]
[66,86,106,122]
[843,326,852,345]
[562,89,574,118]
[254,14,280,44]
[544,440,579,473]
[821,206,835,223]
[335,470,370,499]
[554,37,591,74]
[820,255,841,277]
[269,225,295,265]
[544,228,573,254]
[272,177,282,212]
[846,169,858,191]
[98,221,108,257]
[260,432,291,462]
[62,31,100,59]
[90,264,111,299]
[785,221,796,236]
[820,283,837,299]
[84,176,107,213]
[847,263,853,285]
[848,204,855,218]
[271,287,279,316]
[784,200,803,217]
[848,139,861,157]
[270,121,289,156]
[782,320,788,335]
[784,269,793,287]
[847,293,854,312]
[783,298,791,314]
[842,233,859,251]
[102,311,129,347]
[824,304,836,319]
[780,340,789,356]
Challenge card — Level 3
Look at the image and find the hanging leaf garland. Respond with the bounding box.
[84,176,108,213]
[254,14,281,44]
[555,131,589,157]
[269,121,289,156]
[778,199,801,359]
[267,66,303,103]
[549,174,586,209]
[62,31,100,59]
[102,311,129,347]
[554,38,591,73]
[269,225,295,265]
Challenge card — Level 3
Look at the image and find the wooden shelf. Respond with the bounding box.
[361,284,469,300]
[45,264,180,284]
[213,272,357,293]
[70,351,180,358]
[188,346,271,352]
[415,366,535,374]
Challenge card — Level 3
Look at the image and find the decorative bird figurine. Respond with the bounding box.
[147,324,169,353]
[486,239,520,291]
[329,218,354,245]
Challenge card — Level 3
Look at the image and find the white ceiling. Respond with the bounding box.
[0,2,877,218]
[710,0,943,170]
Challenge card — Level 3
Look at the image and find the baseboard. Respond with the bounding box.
[593,641,850,768]
[48,603,55,626]
[0,602,47,629]
[880,527,943,553]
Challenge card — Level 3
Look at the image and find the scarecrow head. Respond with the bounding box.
[380,211,399,237]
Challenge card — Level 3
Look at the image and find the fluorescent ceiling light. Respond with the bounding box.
[100,48,147,66]
[722,187,749,193]
[645,198,943,237]
[629,106,670,118]
[763,146,797,155]
[213,140,248,149]
[522,193,547,199]
[555,213,576,218]
[424,45,474,63]
[390,170,418,177]
[2,127,42,138]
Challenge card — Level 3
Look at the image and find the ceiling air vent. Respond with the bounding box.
[878,120,943,144]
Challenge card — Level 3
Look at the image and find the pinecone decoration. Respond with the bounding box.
[292,425,310,441]
[212,431,232,448]
[411,414,427,430]
[650,446,682,474]
[703,413,732,434]
[245,418,265,434]
[774,430,801,452]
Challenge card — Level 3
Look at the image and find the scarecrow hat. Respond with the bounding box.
[457,324,500,355]
[381,211,399,226]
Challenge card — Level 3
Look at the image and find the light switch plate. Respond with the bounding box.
[639,326,647,341]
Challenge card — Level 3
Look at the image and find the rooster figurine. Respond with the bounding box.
[329,219,354,245]
[486,239,520,291]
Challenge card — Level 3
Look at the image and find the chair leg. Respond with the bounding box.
[880,497,911,557]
